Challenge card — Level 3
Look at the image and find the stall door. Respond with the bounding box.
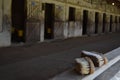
[69,7,75,21]
[11,0,26,42]
[44,3,55,39]
[95,12,99,34]
[115,16,117,31]
[82,10,88,35]
[119,17,120,31]
[109,15,113,32]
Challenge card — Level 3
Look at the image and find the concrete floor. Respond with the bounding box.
[110,70,120,80]
[0,32,120,80]
[95,61,120,80]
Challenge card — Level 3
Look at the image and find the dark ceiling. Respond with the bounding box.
[106,0,120,8]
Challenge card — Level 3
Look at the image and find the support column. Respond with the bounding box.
[74,8,82,37]
[112,16,116,32]
[98,13,103,34]
[87,11,95,35]
[54,5,65,39]
[105,14,110,33]
[116,16,119,32]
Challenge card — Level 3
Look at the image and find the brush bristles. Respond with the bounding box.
[75,58,93,74]
[81,51,108,67]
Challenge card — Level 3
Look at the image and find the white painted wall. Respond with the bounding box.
[106,14,110,33]
[0,0,11,47]
[0,0,120,47]
[63,22,68,39]
[74,21,82,37]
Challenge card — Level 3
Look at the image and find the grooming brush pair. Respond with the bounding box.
[74,51,108,75]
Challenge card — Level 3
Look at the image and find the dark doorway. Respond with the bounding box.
[95,12,99,34]
[82,10,88,35]
[119,17,120,25]
[119,17,120,23]
[69,7,75,21]
[115,16,117,31]
[44,3,55,39]
[11,0,26,42]
[119,17,120,31]
[109,15,113,32]
[102,13,106,33]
